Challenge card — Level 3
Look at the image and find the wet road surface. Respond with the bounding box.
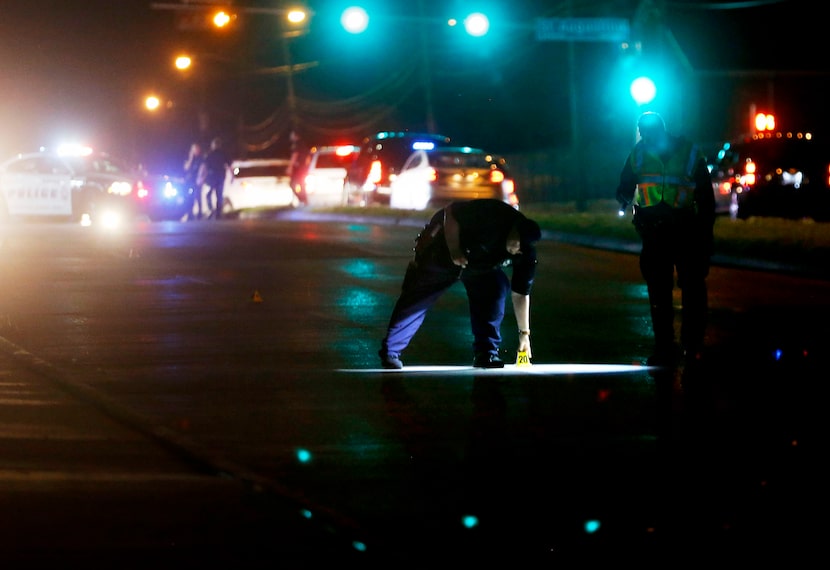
[0,214,824,565]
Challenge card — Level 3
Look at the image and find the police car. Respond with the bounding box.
[345,131,452,206]
[0,145,139,227]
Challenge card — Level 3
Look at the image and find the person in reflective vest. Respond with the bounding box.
[616,112,716,367]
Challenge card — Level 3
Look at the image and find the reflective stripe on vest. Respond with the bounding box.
[631,141,699,208]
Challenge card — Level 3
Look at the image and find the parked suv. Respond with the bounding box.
[344,131,451,206]
[301,144,359,207]
[711,132,830,222]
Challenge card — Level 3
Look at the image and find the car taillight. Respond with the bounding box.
[827,163,830,186]
[135,180,149,200]
[368,160,382,185]
[427,167,437,182]
[742,160,756,187]
[490,170,505,184]
[335,145,357,156]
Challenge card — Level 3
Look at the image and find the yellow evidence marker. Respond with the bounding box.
[516,350,531,367]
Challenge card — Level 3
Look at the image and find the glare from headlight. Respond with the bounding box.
[163,181,180,199]
[109,181,133,196]
[99,210,123,229]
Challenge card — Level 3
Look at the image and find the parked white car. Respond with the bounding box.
[221,158,298,215]
[298,145,359,207]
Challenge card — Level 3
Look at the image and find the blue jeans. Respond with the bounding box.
[380,258,510,359]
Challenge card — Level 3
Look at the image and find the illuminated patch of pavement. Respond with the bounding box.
[339,363,652,375]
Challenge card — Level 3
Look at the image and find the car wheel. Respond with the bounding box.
[291,183,306,206]
[340,182,349,207]
[73,197,96,225]
[343,183,360,206]
[221,197,234,217]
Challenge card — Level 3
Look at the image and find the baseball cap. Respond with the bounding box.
[637,112,666,134]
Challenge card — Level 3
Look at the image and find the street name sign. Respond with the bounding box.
[536,17,630,42]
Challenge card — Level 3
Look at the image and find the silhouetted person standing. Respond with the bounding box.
[201,137,231,219]
[288,130,309,205]
[616,112,715,367]
[183,142,205,220]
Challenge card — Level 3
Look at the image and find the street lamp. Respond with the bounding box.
[286,9,306,25]
[172,52,213,137]
[212,10,232,28]
[174,55,192,71]
[144,95,162,112]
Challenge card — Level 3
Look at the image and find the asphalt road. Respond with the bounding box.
[0,212,825,566]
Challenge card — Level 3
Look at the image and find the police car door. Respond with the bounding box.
[3,155,73,217]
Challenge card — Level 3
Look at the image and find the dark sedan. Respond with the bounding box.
[711,132,830,222]
[134,172,192,222]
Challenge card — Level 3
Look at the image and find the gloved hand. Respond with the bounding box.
[615,189,631,214]
[617,188,632,210]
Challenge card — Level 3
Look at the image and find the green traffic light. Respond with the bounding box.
[630,76,656,105]
[464,12,489,36]
[341,6,369,34]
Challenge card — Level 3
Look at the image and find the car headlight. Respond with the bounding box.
[162,180,180,199]
[108,180,133,196]
[99,210,123,229]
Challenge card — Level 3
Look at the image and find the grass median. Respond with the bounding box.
[310,200,830,275]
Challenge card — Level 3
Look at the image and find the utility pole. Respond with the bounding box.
[417,0,437,133]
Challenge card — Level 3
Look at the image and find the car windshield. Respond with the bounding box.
[234,164,289,178]
[368,135,452,168]
[65,154,134,176]
[432,151,493,169]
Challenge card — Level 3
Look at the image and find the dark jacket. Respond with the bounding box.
[416,199,539,295]
[203,148,230,188]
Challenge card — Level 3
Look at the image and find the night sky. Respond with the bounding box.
[1,1,824,173]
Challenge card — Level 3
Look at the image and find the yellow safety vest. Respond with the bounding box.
[630,139,701,209]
